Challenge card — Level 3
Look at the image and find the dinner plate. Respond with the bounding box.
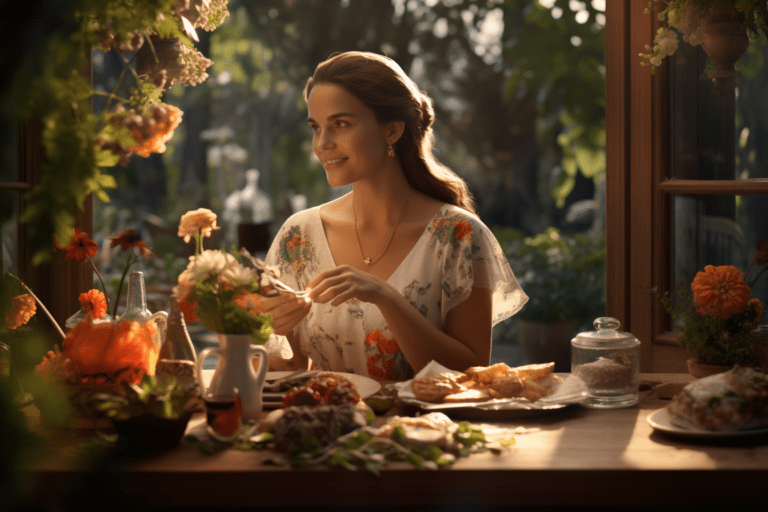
[397,373,588,420]
[262,371,381,409]
[646,408,768,439]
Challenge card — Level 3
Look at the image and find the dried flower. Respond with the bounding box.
[79,289,108,319]
[691,265,751,319]
[5,294,36,329]
[126,103,183,158]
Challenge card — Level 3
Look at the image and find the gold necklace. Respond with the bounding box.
[352,189,412,265]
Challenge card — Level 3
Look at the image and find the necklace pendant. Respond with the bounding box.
[364,257,372,265]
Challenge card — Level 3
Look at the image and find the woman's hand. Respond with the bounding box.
[306,265,390,306]
[262,293,312,336]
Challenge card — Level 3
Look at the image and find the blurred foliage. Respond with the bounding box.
[493,225,606,326]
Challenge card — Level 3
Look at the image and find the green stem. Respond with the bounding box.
[86,255,111,316]
[112,252,138,318]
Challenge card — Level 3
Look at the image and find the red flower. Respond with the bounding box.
[177,297,199,324]
[5,294,36,329]
[60,228,98,263]
[107,228,153,258]
[79,289,108,319]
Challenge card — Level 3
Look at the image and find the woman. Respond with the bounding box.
[263,51,527,381]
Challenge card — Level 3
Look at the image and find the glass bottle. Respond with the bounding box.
[120,271,152,323]
[159,293,197,363]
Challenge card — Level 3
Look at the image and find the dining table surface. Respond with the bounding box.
[17,372,768,510]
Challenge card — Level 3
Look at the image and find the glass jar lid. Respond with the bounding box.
[571,317,640,349]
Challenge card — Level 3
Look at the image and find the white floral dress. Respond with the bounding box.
[265,203,528,381]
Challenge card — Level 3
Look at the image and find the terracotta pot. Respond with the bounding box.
[686,358,734,379]
[700,6,750,97]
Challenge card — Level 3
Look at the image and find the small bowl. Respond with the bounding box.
[112,413,192,451]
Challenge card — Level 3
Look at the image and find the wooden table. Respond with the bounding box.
[18,374,768,509]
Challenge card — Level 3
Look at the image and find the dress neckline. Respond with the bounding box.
[312,203,450,284]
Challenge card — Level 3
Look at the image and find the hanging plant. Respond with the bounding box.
[8,0,229,265]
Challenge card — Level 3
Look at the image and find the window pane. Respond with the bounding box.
[673,194,768,324]
[670,37,768,181]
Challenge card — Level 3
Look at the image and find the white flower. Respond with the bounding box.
[220,263,256,288]
[174,269,196,300]
[187,249,233,282]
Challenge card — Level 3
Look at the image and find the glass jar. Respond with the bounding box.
[571,317,640,409]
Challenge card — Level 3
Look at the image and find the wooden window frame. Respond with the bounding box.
[606,1,768,372]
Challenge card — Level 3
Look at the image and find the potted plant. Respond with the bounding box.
[657,240,768,377]
[87,373,203,450]
[493,227,606,370]
[640,0,768,96]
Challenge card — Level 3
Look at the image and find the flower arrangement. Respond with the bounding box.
[658,239,768,367]
[1,227,158,392]
[6,0,230,265]
[174,208,274,345]
[640,0,768,72]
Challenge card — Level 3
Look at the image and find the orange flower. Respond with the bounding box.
[5,294,36,329]
[454,220,472,241]
[60,228,98,263]
[62,316,160,384]
[366,355,388,381]
[233,293,265,314]
[178,208,220,243]
[79,289,107,319]
[127,104,183,158]
[107,228,153,258]
[34,346,78,384]
[177,297,199,324]
[691,265,751,319]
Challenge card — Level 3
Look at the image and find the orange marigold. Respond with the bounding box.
[5,293,36,329]
[34,346,78,384]
[691,265,751,319]
[79,289,108,319]
[60,228,98,263]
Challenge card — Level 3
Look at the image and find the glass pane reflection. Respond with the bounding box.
[673,194,768,324]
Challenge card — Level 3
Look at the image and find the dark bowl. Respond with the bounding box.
[112,412,192,451]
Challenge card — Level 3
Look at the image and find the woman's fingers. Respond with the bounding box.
[269,296,312,335]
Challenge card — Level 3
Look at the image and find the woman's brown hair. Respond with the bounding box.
[304,51,476,214]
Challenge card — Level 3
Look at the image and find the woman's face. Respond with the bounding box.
[307,82,392,187]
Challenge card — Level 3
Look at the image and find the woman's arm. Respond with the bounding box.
[307,265,492,373]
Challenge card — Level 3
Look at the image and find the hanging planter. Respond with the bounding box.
[700,6,750,98]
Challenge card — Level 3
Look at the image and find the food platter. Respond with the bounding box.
[646,408,768,439]
[262,371,381,409]
[397,372,588,420]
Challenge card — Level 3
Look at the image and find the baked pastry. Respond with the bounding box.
[506,362,556,381]
[411,372,464,403]
[464,363,510,384]
[442,388,492,403]
[518,374,563,403]
[667,367,768,431]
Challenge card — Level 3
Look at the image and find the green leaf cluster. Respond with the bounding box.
[657,287,768,367]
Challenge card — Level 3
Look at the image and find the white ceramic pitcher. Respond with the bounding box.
[195,333,269,421]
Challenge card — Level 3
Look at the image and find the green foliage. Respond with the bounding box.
[656,287,768,366]
[494,226,606,325]
[503,0,606,207]
[86,373,203,421]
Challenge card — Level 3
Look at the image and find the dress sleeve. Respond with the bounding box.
[439,212,528,326]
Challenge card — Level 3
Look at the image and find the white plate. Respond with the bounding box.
[646,408,768,438]
[262,371,381,409]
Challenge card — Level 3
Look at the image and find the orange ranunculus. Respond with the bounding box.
[62,316,160,384]
[79,289,107,319]
[60,228,98,263]
[691,265,751,319]
[107,228,153,258]
[454,220,472,241]
[5,293,36,329]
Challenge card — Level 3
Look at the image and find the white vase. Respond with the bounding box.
[195,333,269,421]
